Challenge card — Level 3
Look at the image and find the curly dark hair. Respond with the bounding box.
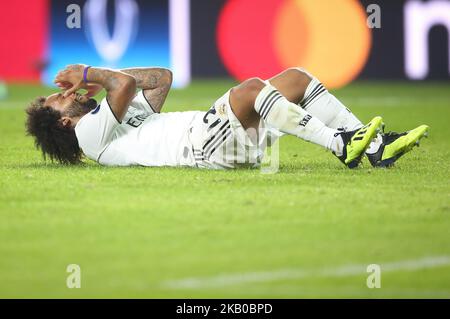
[25,96,82,164]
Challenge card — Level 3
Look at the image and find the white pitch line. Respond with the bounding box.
[163,255,450,289]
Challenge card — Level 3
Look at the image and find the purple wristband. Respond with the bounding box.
[83,66,91,83]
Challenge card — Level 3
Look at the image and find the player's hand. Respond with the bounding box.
[54,64,88,97]
[55,81,103,98]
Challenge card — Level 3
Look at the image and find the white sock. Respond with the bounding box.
[299,76,382,154]
[255,84,344,154]
[300,77,362,131]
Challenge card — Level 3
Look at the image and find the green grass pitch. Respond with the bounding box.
[0,80,449,298]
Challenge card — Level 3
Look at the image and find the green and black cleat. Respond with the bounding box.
[334,116,384,169]
[367,124,429,167]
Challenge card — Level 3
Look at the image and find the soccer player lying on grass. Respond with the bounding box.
[25,65,428,169]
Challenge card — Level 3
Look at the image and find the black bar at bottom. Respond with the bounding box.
[0,299,448,317]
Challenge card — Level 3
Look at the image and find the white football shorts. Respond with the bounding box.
[188,89,283,169]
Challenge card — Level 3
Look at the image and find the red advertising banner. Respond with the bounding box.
[0,0,48,82]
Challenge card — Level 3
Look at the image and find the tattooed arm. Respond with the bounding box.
[55,64,136,122]
[120,67,173,113]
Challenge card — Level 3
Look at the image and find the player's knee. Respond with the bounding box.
[285,67,312,86]
[241,77,266,98]
[232,77,266,103]
[244,77,266,90]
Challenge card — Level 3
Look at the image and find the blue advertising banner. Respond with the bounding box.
[44,0,170,85]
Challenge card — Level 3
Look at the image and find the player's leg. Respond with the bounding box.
[229,77,383,168]
[264,68,310,105]
[228,78,263,131]
[229,77,338,148]
[267,67,363,131]
[267,68,429,167]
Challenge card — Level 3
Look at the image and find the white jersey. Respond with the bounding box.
[75,90,203,167]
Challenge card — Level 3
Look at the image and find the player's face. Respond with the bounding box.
[44,92,76,113]
[44,92,97,117]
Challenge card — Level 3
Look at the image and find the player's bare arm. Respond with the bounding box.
[55,64,136,122]
[120,67,173,113]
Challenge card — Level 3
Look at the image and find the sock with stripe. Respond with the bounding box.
[299,75,383,154]
[254,84,345,154]
[300,77,362,130]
